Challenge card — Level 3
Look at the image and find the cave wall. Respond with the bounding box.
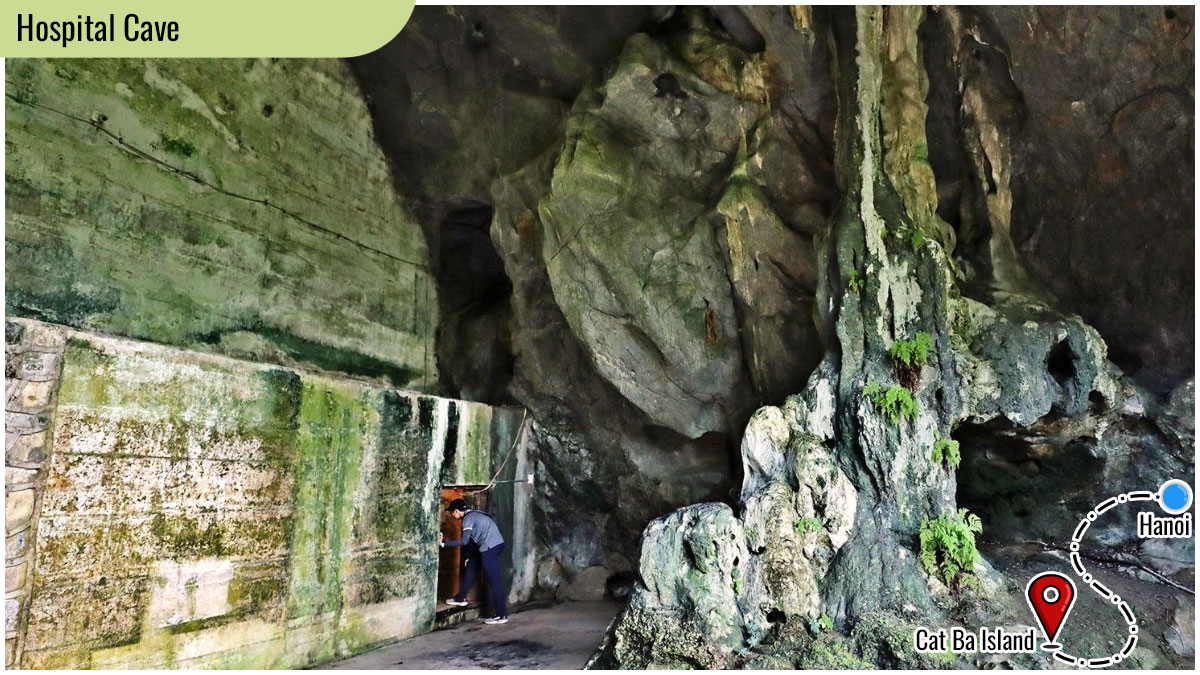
[5,318,534,669]
[352,5,839,581]
[345,5,1194,591]
[5,58,437,390]
[921,6,1195,391]
[595,6,1195,668]
[998,5,1194,392]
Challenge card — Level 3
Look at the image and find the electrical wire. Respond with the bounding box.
[458,409,529,497]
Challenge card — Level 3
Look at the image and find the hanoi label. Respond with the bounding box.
[1137,511,1191,539]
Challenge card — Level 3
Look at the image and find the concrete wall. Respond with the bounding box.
[5,319,534,669]
[5,58,437,390]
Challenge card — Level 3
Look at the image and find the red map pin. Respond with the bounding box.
[1026,571,1077,650]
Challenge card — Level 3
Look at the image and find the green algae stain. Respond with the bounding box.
[36,335,451,668]
[6,57,436,387]
[437,402,494,486]
[455,405,493,485]
[227,575,285,614]
[244,368,302,466]
[368,391,439,618]
[4,224,124,329]
[191,325,422,387]
[912,141,929,164]
[150,512,227,558]
[373,391,428,543]
[284,379,374,621]
[57,337,118,406]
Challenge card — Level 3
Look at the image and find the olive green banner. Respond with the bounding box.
[2,1,414,57]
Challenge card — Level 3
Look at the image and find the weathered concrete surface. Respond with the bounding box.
[5,58,437,389]
[11,319,534,669]
[321,602,620,670]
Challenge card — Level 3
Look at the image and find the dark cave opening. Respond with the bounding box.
[1046,339,1076,387]
[643,424,739,507]
[436,204,512,313]
[953,419,1105,544]
[1106,343,1146,381]
[431,204,516,403]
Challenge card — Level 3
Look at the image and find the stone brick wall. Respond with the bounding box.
[5,319,534,669]
[5,319,68,668]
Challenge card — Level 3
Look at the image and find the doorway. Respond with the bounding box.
[437,487,489,615]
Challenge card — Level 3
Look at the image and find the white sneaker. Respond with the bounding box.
[445,598,468,607]
[483,616,509,624]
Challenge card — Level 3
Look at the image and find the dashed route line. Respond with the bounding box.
[1048,490,1150,669]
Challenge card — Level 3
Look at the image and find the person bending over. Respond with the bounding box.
[440,498,508,624]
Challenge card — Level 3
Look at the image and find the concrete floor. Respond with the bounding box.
[321,602,621,670]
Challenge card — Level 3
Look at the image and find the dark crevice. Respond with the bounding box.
[981,154,997,195]
[436,205,512,314]
[653,72,688,100]
[439,401,461,482]
[709,7,767,53]
[954,418,1106,544]
[429,204,516,403]
[1046,339,1076,386]
[920,7,1029,295]
[920,6,972,240]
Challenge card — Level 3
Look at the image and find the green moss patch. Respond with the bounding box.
[158,135,196,157]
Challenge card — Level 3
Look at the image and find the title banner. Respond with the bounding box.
[2,1,414,57]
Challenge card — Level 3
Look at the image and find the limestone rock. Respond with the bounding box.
[1167,596,1195,658]
[996,6,1194,393]
[957,372,1192,549]
[564,566,610,602]
[350,6,655,403]
[479,11,833,575]
[739,407,791,499]
[608,384,858,663]
[595,8,1192,669]
[1158,379,1196,453]
[949,296,1113,426]
[537,34,762,438]
[535,556,566,593]
[924,6,1194,391]
[714,177,823,407]
[606,503,750,668]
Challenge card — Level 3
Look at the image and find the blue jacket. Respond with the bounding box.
[442,510,505,552]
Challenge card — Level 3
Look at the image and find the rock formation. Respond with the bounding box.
[351,14,1192,659]
[585,7,1192,668]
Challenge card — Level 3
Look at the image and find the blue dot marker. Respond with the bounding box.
[1157,480,1192,515]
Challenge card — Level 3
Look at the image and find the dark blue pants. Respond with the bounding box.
[454,543,507,617]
